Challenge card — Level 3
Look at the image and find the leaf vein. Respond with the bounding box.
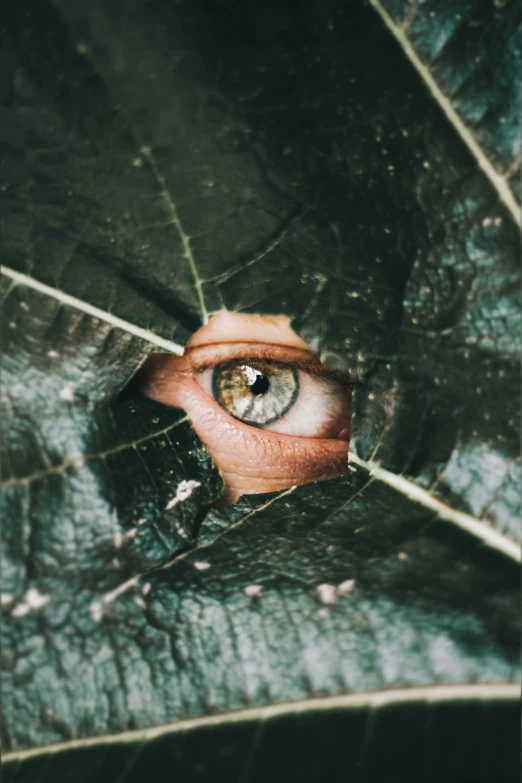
[1,416,189,489]
[349,453,521,562]
[368,0,520,225]
[140,146,209,324]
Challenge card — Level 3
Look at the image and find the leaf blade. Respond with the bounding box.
[368,0,521,222]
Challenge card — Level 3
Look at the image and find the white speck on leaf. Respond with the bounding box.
[1,593,14,607]
[90,601,103,622]
[11,588,50,617]
[11,604,31,617]
[90,576,140,621]
[244,584,263,597]
[194,562,212,571]
[59,386,75,402]
[172,523,188,538]
[165,480,201,510]
[113,528,138,549]
[316,584,337,605]
[338,579,356,594]
[24,588,50,609]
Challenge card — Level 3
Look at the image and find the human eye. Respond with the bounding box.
[203,357,302,430]
[139,312,352,504]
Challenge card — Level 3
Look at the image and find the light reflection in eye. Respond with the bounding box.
[139,312,353,504]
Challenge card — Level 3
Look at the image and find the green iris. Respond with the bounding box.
[212,359,299,426]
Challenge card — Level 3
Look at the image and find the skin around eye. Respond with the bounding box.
[139,312,352,504]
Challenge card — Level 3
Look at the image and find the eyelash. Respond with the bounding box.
[186,343,353,386]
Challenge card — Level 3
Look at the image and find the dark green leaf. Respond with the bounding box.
[2,0,520,779]
[371,0,522,203]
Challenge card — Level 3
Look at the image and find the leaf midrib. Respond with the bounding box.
[3,681,519,762]
[368,0,521,226]
[0,266,185,355]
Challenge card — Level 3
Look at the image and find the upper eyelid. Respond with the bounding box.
[183,341,353,386]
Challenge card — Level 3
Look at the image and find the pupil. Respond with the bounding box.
[249,373,269,395]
